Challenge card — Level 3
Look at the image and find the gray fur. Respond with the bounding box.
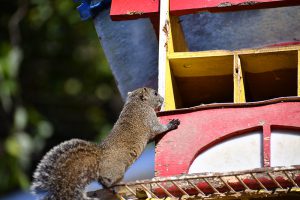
[31,87,180,200]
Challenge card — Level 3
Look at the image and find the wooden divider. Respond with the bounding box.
[234,54,246,103]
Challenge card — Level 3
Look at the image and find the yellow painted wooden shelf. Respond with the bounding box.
[164,45,300,110]
[158,2,300,111]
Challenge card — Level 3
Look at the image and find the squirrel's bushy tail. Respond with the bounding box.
[31,139,96,200]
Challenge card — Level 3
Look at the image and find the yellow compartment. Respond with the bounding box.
[168,52,234,108]
[240,50,298,102]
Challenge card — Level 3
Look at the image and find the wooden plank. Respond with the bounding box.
[110,0,300,20]
[169,45,300,59]
[168,15,188,52]
[298,50,300,96]
[172,0,270,12]
[165,61,176,110]
[169,54,234,77]
[159,0,182,110]
[164,26,184,110]
[169,46,300,75]
[110,0,159,20]
[237,45,300,54]
[170,0,300,15]
[158,0,171,110]
[234,54,246,103]
[169,50,233,59]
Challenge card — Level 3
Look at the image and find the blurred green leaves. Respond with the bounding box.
[64,78,83,95]
[0,46,22,111]
[0,0,121,195]
[14,106,28,131]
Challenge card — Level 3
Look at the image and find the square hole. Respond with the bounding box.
[240,50,297,102]
[169,54,234,108]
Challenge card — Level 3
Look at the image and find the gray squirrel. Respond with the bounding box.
[31,87,180,200]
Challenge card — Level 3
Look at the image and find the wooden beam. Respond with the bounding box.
[298,50,300,96]
[169,45,300,74]
[234,54,246,103]
[110,0,159,20]
[168,15,188,53]
[165,61,176,110]
[170,0,300,15]
[169,54,234,77]
[168,45,300,59]
[158,0,171,110]
[110,0,300,20]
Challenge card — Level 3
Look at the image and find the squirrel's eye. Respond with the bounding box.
[154,92,158,96]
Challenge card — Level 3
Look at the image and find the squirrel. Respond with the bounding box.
[31,87,180,200]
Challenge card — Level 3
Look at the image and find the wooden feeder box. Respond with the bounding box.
[165,46,300,109]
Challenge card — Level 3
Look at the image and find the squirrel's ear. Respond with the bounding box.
[139,88,148,101]
[139,92,145,101]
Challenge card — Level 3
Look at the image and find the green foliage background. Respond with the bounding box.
[0,0,122,195]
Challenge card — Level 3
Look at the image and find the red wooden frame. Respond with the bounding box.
[151,166,300,197]
[155,98,300,177]
[170,0,300,15]
[110,0,159,20]
[110,0,300,20]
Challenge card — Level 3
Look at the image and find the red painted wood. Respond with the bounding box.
[155,102,300,177]
[110,0,300,20]
[266,41,300,47]
[263,125,271,167]
[153,174,300,197]
[170,0,300,15]
[110,0,159,20]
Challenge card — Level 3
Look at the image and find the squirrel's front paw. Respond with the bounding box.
[167,119,180,130]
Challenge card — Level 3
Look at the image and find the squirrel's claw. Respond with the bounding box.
[168,119,180,130]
